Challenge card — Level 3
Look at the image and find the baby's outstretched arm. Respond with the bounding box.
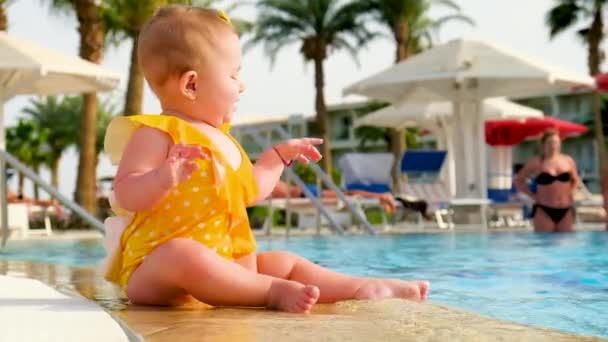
[114,127,207,212]
[252,138,323,202]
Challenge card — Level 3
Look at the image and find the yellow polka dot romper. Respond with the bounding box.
[103,115,259,287]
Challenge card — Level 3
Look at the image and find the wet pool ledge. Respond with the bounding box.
[1,260,605,342]
[115,300,605,342]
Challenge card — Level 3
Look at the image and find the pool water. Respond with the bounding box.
[1,231,606,338]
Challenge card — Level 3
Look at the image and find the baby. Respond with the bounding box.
[103,5,429,313]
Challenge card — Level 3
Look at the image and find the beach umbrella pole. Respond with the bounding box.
[0,101,9,247]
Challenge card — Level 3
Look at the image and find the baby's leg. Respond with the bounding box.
[257,251,429,303]
[126,238,319,312]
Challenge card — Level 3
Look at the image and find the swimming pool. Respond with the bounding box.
[0,231,606,338]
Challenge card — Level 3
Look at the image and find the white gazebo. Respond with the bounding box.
[354,98,543,196]
[0,32,121,245]
[344,38,594,199]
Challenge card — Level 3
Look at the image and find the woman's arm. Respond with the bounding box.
[567,155,580,192]
[514,158,538,199]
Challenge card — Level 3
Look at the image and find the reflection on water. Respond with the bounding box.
[0,260,128,311]
[1,260,605,341]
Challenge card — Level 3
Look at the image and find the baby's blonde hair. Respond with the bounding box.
[138,5,234,88]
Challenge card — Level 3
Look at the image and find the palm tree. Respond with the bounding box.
[0,0,15,31]
[361,0,473,61]
[45,0,107,214]
[546,0,608,170]
[357,0,474,190]
[22,96,80,188]
[248,0,374,174]
[90,97,118,160]
[6,119,51,198]
[23,95,118,190]
[103,0,165,116]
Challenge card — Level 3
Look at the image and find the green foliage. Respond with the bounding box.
[293,163,317,184]
[356,125,421,150]
[356,125,390,150]
[545,0,608,43]
[247,206,282,228]
[246,0,375,66]
[352,0,475,55]
[546,0,585,39]
[22,95,118,158]
[22,96,80,165]
[293,163,341,186]
[6,119,51,170]
[101,0,251,43]
[364,207,387,225]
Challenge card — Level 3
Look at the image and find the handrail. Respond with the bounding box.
[0,149,104,247]
[271,126,377,234]
[244,128,345,234]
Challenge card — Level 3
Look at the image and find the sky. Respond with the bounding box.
[3,0,603,199]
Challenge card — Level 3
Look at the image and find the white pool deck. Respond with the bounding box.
[0,275,130,341]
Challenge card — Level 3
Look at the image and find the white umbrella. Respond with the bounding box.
[344,38,593,199]
[0,32,121,245]
[354,97,542,129]
[354,98,543,195]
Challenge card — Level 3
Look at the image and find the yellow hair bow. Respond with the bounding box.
[218,9,231,24]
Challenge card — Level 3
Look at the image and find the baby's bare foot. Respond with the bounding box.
[354,279,430,301]
[268,280,320,313]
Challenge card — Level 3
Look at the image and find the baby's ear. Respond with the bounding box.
[179,70,198,101]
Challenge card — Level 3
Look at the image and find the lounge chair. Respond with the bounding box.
[574,181,605,224]
[398,150,491,229]
[338,153,393,228]
[7,202,53,237]
[260,153,396,231]
[486,185,529,228]
[264,194,353,230]
[338,153,432,229]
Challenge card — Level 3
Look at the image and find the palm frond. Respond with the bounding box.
[432,13,475,29]
[429,0,460,12]
[546,1,581,38]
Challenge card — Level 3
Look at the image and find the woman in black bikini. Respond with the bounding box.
[515,129,579,232]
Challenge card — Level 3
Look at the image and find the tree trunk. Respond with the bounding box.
[394,20,410,62]
[18,173,24,198]
[51,157,60,189]
[589,7,607,172]
[73,0,104,215]
[389,19,410,191]
[389,129,406,191]
[0,3,7,31]
[123,32,145,116]
[75,93,99,214]
[313,56,332,176]
[33,165,40,200]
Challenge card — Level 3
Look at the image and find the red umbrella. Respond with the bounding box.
[596,73,608,91]
[569,73,608,92]
[485,116,588,146]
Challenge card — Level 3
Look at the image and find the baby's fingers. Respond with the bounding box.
[299,145,322,162]
[299,138,323,145]
[171,144,208,160]
[180,161,200,179]
[184,145,209,160]
[295,154,310,164]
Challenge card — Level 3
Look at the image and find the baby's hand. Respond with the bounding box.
[163,144,209,187]
[274,138,323,165]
